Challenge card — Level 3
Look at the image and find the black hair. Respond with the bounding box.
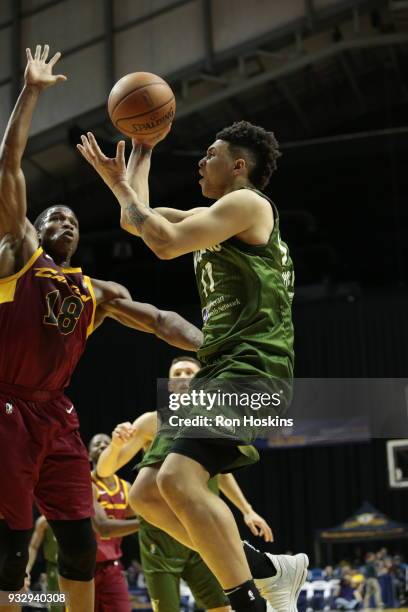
[216,120,281,189]
[170,356,201,369]
[33,205,76,232]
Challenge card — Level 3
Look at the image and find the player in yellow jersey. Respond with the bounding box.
[89,434,140,612]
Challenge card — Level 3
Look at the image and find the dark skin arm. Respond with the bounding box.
[92,278,203,351]
[91,484,139,538]
[0,45,67,277]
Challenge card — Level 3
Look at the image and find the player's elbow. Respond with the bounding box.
[120,218,140,237]
[153,242,177,260]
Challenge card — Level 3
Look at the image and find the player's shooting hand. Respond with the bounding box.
[131,123,172,150]
[112,422,137,448]
[243,509,274,542]
[25,45,67,90]
[77,132,127,190]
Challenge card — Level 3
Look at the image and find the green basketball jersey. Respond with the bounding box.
[194,188,294,374]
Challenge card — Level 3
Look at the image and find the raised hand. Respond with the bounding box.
[131,123,172,150]
[77,132,127,190]
[112,422,137,448]
[25,45,67,90]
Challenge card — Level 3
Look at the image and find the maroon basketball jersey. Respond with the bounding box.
[92,473,129,562]
[0,247,96,392]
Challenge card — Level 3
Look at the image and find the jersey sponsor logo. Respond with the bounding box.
[202,296,241,323]
[5,402,13,414]
[34,268,92,304]
[65,405,74,414]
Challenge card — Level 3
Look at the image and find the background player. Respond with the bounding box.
[0,46,201,611]
[97,355,273,612]
[89,434,140,612]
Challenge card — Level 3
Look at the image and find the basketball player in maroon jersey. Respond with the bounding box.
[89,434,140,612]
[0,46,201,611]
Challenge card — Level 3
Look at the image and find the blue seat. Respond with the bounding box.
[309,568,325,582]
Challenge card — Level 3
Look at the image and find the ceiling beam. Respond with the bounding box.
[176,33,408,119]
[338,52,366,112]
[275,80,312,133]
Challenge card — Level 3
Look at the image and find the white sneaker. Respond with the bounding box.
[254,553,309,612]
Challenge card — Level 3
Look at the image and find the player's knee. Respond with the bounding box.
[0,523,31,590]
[156,466,184,504]
[130,471,160,516]
[49,518,96,581]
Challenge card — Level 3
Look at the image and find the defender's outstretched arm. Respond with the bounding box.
[103,297,203,351]
[0,45,66,240]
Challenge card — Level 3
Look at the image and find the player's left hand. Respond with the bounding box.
[243,509,274,542]
[25,45,67,90]
[77,132,127,190]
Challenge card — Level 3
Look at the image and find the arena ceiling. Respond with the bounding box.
[3,0,408,293]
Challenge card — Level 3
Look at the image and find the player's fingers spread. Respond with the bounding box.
[81,135,95,157]
[41,45,49,62]
[77,144,93,165]
[249,522,259,536]
[116,140,126,162]
[76,144,89,162]
[48,52,62,67]
[87,132,104,158]
[35,45,41,60]
[26,48,33,61]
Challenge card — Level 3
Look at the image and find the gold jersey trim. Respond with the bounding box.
[61,266,82,273]
[92,473,121,497]
[83,276,96,337]
[0,246,43,284]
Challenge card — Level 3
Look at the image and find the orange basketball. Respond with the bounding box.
[108,72,175,139]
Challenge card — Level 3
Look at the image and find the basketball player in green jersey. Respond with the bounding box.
[97,355,273,612]
[78,122,307,612]
[27,517,62,612]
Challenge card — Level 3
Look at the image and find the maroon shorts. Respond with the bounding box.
[94,560,131,612]
[0,388,93,530]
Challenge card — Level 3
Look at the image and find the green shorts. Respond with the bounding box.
[142,348,291,472]
[139,432,259,474]
[139,521,228,611]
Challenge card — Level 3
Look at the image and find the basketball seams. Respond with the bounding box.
[108,72,175,139]
[109,82,171,115]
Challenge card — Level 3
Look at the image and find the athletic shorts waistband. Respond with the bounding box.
[0,381,64,402]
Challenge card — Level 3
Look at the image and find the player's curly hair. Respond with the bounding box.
[33,205,77,232]
[216,120,281,190]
